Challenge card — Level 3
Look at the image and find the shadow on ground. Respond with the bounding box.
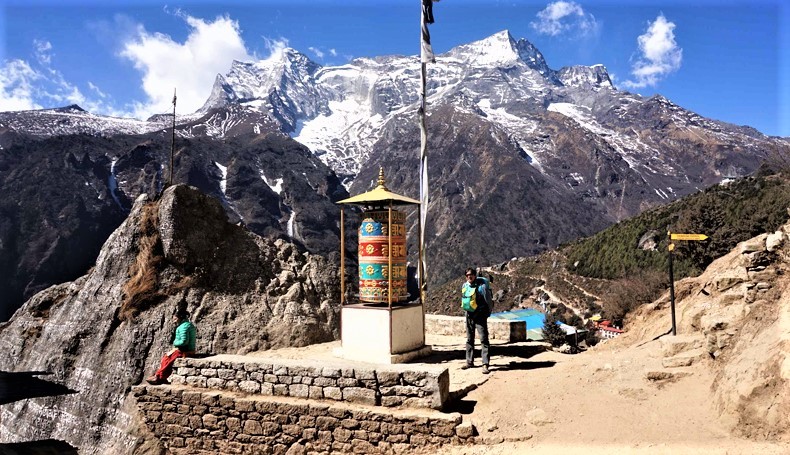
[444,399,477,415]
[495,360,556,372]
[0,439,79,454]
[0,371,77,405]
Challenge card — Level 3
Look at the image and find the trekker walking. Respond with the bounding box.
[146,306,196,385]
[461,267,491,374]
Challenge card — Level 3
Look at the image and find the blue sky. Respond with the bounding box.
[1,0,788,137]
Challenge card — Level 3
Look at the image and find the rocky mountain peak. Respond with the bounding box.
[200,51,327,132]
[198,73,236,111]
[270,47,319,69]
[52,104,87,113]
[558,64,613,88]
[447,29,520,66]
[514,36,553,75]
[445,30,556,82]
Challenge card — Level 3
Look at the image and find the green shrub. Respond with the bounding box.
[584,325,600,347]
[564,172,790,282]
[542,311,567,347]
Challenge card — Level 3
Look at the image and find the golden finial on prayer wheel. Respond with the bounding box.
[376,166,388,190]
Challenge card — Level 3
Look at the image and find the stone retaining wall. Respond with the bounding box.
[170,355,449,410]
[425,314,526,342]
[133,386,473,454]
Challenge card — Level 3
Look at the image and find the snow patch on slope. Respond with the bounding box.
[292,97,385,176]
[108,157,123,210]
[287,210,296,238]
[260,170,284,194]
[215,162,228,194]
[477,98,545,173]
[548,103,609,135]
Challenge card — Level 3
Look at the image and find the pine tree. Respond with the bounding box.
[542,311,566,347]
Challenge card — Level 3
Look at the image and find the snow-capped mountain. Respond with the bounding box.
[0,104,175,137]
[192,29,784,192]
[190,30,786,285]
[1,30,787,315]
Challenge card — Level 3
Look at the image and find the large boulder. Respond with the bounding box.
[0,185,340,453]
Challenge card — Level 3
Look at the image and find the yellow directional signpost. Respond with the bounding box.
[670,233,709,241]
[667,231,709,336]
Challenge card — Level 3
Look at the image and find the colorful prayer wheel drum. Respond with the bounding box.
[358,209,409,303]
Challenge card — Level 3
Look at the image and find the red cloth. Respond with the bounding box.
[154,349,186,381]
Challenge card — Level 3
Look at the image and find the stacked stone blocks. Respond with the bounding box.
[170,355,449,410]
[425,314,526,342]
[133,386,471,454]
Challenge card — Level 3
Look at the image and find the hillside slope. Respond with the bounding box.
[426,171,790,320]
[438,217,789,454]
[620,222,789,440]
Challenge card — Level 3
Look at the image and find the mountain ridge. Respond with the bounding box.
[1,29,787,316]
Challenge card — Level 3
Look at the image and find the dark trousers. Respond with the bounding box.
[154,349,186,381]
[465,310,490,366]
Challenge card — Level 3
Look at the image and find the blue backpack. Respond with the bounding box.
[461,276,493,312]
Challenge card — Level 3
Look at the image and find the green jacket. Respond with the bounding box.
[173,320,196,353]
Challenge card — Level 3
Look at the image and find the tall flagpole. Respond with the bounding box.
[419,0,435,304]
[418,62,428,304]
[169,88,177,188]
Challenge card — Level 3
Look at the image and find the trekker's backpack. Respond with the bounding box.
[478,276,494,311]
[461,285,478,312]
[461,276,494,313]
[483,275,494,310]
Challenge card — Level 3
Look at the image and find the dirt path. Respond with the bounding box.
[261,333,789,454]
[436,338,789,454]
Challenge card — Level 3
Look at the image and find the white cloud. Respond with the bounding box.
[261,37,290,61]
[622,14,682,89]
[0,60,43,111]
[87,81,107,98]
[531,1,598,37]
[329,48,337,57]
[308,46,324,59]
[0,39,132,116]
[34,40,53,65]
[119,14,253,119]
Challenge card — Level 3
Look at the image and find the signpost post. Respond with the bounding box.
[667,232,709,336]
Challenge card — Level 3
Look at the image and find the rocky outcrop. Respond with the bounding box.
[0,130,347,321]
[0,185,340,453]
[621,218,790,440]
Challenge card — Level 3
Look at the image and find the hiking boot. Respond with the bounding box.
[461,363,473,370]
[482,365,490,374]
[146,376,163,385]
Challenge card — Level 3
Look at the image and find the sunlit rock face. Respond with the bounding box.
[0,185,340,453]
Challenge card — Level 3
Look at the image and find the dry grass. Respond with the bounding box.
[119,201,200,320]
[120,202,164,321]
[600,269,667,324]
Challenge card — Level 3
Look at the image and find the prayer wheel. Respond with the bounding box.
[358,209,409,303]
[335,167,429,364]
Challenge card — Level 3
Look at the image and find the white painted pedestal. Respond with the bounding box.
[335,303,432,364]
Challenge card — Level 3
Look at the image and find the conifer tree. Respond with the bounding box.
[542,311,566,347]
